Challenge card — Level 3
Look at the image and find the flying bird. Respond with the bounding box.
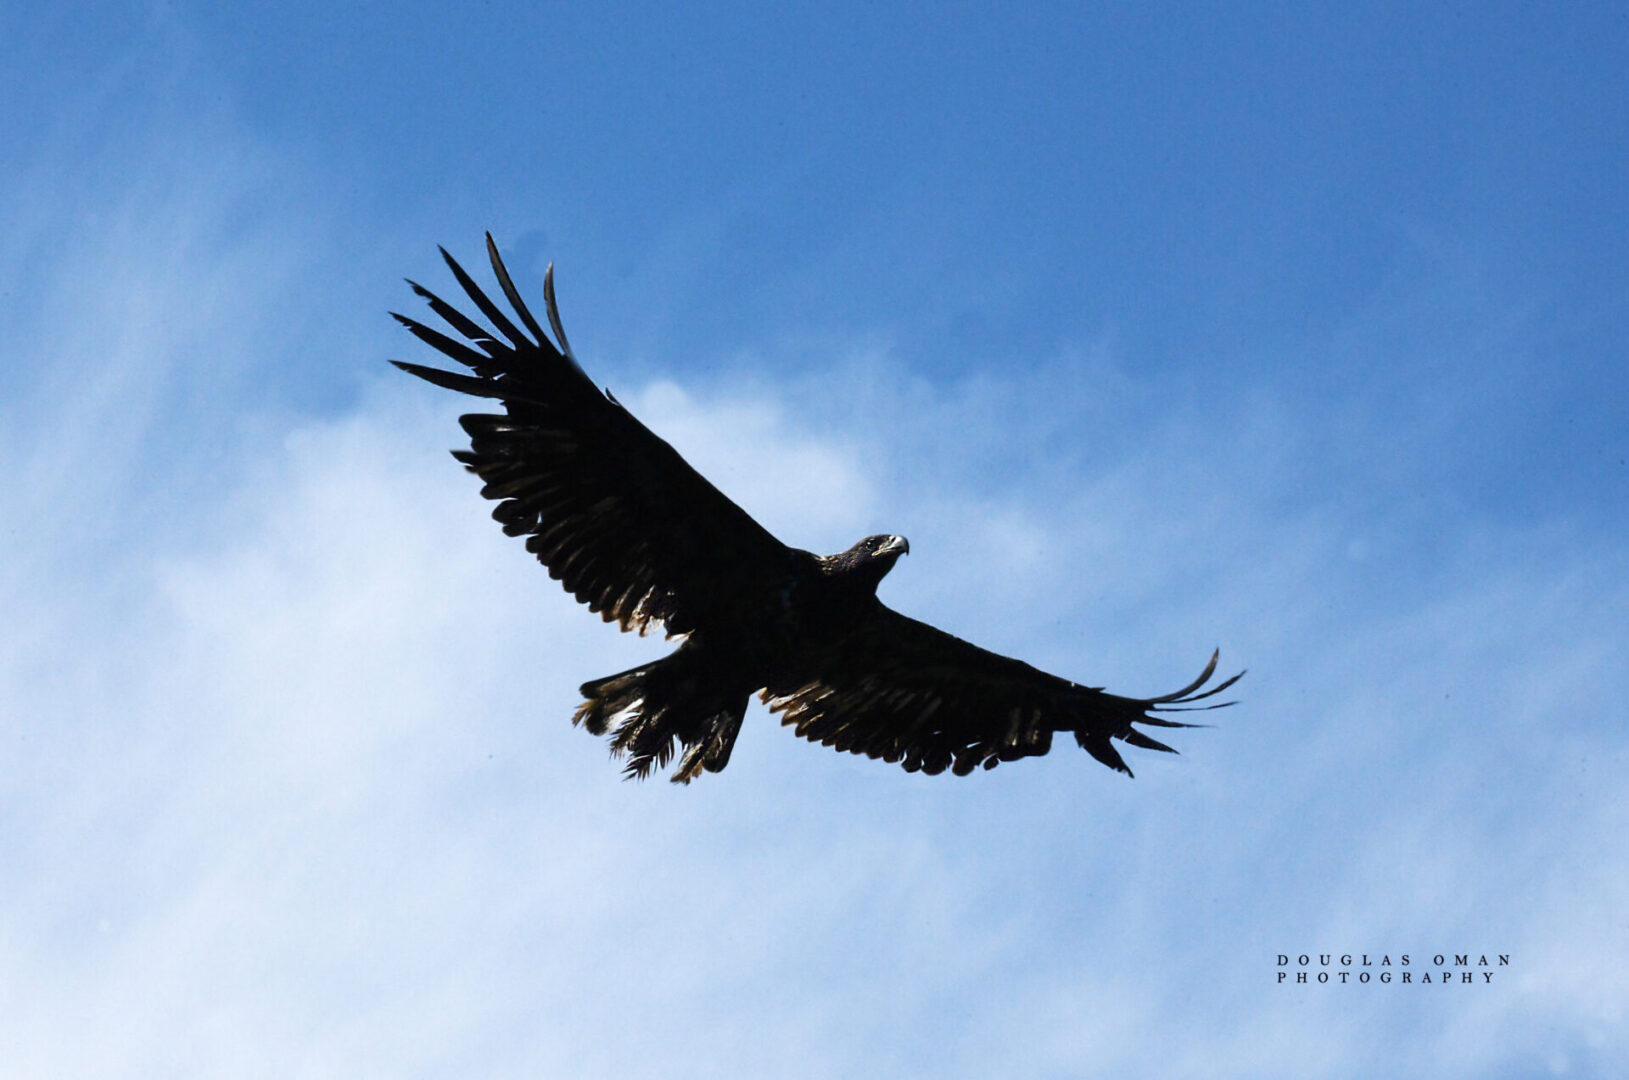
[393,236,1241,783]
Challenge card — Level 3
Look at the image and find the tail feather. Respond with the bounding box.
[672,709,744,783]
[573,663,651,736]
[573,652,747,783]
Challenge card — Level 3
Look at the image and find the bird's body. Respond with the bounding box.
[569,536,907,781]
[394,236,1240,783]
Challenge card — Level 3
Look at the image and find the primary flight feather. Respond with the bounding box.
[394,235,1241,783]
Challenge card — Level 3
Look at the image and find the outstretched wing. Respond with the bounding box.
[765,605,1241,777]
[393,235,792,637]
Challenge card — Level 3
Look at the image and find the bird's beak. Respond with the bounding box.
[879,535,910,557]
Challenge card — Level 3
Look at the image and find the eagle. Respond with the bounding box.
[393,236,1240,783]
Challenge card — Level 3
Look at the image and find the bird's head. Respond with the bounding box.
[825,534,910,593]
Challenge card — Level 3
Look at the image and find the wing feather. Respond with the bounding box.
[438,244,531,351]
[484,234,551,347]
[394,236,792,638]
[765,605,1240,777]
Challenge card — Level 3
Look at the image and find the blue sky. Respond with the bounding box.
[3,3,1626,1077]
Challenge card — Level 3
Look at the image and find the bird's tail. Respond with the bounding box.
[573,647,748,783]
